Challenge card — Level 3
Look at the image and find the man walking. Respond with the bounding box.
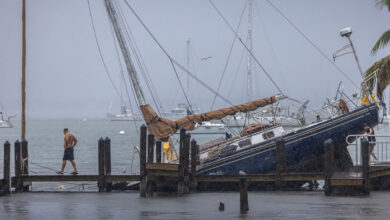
[57,128,78,175]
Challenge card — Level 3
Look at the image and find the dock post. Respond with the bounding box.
[14,140,22,192]
[324,138,334,196]
[177,127,186,195]
[155,140,162,163]
[190,139,197,191]
[275,138,286,189]
[3,141,11,194]
[98,138,105,192]
[147,133,155,163]
[139,125,147,197]
[361,139,370,195]
[146,133,155,197]
[21,139,29,192]
[239,178,249,212]
[104,137,112,192]
[184,133,191,193]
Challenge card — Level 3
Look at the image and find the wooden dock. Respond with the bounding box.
[2,126,390,197]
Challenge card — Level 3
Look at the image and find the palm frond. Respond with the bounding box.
[376,0,390,10]
[371,29,390,55]
[364,55,390,100]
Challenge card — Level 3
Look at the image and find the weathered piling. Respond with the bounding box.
[21,139,29,192]
[177,128,186,195]
[275,138,286,189]
[184,133,191,193]
[155,140,162,163]
[190,139,198,191]
[361,139,370,195]
[239,178,249,212]
[324,138,334,196]
[147,133,155,163]
[3,141,11,194]
[139,125,147,197]
[104,137,112,192]
[14,140,23,192]
[98,138,105,192]
[146,133,155,197]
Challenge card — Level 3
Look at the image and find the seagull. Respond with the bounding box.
[201,56,212,61]
[239,170,247,175]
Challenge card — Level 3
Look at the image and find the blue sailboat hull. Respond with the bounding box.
[197,104,378,175]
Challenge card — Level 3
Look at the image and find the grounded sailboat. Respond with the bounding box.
[100,0,379,176]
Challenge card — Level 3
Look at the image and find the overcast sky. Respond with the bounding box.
[1,0,390,119]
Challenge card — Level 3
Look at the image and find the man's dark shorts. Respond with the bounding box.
[63,147,74,161]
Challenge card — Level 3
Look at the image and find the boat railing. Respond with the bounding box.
[346,134,390,165]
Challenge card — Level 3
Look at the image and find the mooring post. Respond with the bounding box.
[104,137,112,192]
[239,178,249,212]
[324,138,334,196]
[147,133,155,163]
[146,133,155,197]
[275,138,286,189]
[190,139,197,191]
[21,139,29,192]
[184,133,191,193]
[177,127,186,195]
[155,140,162,163]
[139,125,147,197]
[14,140,22,192]
[3,141,11,194]
[361,139,370,195]
[98,137,105,192]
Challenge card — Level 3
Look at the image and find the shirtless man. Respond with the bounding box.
[57,128,78,175]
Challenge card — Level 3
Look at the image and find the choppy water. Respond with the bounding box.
[1,119,390,219]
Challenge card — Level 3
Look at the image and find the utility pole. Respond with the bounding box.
[21,0,26,139]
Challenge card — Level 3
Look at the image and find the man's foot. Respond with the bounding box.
[70,171,78,175]
[56,171,64,175]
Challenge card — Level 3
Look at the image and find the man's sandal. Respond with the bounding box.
[70,171,78,175]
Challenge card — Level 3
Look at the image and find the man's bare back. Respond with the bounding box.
[64,133,78,149]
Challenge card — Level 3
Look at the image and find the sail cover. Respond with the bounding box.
[141,95,280,141]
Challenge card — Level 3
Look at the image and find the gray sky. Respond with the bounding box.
[1,0,390,119]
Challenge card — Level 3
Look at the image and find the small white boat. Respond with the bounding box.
[107,106,142,121]
[0,112,15,128]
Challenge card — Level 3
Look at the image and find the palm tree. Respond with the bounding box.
[364,0,390,100]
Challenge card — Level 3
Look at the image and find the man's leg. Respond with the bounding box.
[60,160,66,172]
[70,160,78,173]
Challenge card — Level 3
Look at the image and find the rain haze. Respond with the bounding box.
[1,0,390,119]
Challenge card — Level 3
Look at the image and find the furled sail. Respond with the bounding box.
[141,94,286,141]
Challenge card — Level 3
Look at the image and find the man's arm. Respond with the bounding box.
[73,136,78,147]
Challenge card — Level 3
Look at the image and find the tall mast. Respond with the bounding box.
[104,0,146,106]
[246,0,253,102]
[186,39,190,94]
[21,0,26,139]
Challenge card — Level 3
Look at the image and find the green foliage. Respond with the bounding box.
[376,0,390,10]
[365,55,390,99]
[371,30,390,55]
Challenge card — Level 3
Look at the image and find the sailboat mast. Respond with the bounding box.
[104,0,146,106]
[246,0,253,102]
[21,0,26,139]
[186,39,190,94]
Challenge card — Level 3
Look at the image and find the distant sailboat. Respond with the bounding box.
[0,112,15,128]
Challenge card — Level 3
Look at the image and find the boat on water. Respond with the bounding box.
[98,0,380,178]
[0,112,15,128]
[107,106,142,121]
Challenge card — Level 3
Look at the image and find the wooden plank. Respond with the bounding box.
[106,175,140,182]
[3,141,11,194]
[330,179,363,186]
[146,163,178,171]
[21,175,99,182]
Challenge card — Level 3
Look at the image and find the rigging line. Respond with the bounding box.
[121,0,234,106]
[210,0,248,111]
[208,0,283,94]
[109,20,139,135]
[117,0,192,113]
[87,0,124,103]
[115,0,164,116]
[115,0,164,115]
[265,0,359,89]
[170,59,194,113]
